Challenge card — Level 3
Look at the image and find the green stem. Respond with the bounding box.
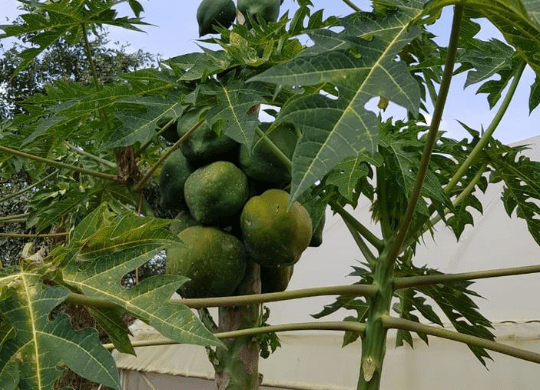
[134,120,203,193]
[331,201,383,252]
[0,145,117,181]
[103,321,366,351]
[82,24,101,91]
[137,117,177,156]
[341,0,362,12]
[255,125,292,171]
[0,170,58,203]
[0,213,29,222]
[64,142,116,169]
[385,4,464,269]
[344,219,377,265]
[66,284,376,310]
[0,218,27,224]
[394,264,540,290]
[0,232,68,238]
[445,60,526,194]
[383,316,540,364]
[174,284,376,308]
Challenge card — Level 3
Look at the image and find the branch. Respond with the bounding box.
[383,316,540,364]
[64,142,116,169]
[134,120,203,192]
[385,4,464,268]
[66,284,376,310]
[0,213,30,222]
[331,201,383,252]
[394,264,540,290]
[103,320,365,351]
[0,145,117,181]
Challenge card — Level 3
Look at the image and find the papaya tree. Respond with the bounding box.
[0,0,540,390]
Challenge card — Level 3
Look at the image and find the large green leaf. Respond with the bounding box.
[0,273,120,390]
[250,1,427,201]
[0,0,148,76]
[54,205,223,349]
[488,140,540,246]
[205,80,266,147]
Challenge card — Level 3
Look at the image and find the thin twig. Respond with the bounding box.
[341,0,362,12]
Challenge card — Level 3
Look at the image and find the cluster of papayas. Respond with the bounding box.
[160,107,324,298]
[196,0,283,37]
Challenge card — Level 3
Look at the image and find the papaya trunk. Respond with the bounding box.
[214,261,261,390]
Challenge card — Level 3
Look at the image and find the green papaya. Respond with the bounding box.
[166,226,247,298]
[184,161,249,224]
[261,266,293,293]
[197,0,237,36]
[159,149,193,210]
[177,108,238,164]
[240,189,312,267]
[239,123,298,188]
[237,0,281,26]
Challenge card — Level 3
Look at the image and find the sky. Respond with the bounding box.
[0,0,538,144]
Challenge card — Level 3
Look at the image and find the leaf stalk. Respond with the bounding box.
[0,145,117,181]
[383,316,540,364]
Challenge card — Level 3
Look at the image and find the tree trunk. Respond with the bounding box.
[214,261,261,390]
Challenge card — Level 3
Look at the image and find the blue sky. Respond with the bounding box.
[1,0,537,143]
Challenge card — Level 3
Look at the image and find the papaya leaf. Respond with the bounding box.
[0,273,120,390]
[54,206,224,349]
[326,151,382,204]
[487,140,540,246]
[409,267,495,367]
[109,90,185,149]
[205,81,266,147]
[87,306,135,355]
[0,0,149,77]
[250,1,426,202]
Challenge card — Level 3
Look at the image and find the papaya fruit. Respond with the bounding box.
[261,265,293,293]
[239,122,298,188]
[177,108,238,164]
[237,0,281,26]
[184,161,249,224]
[159,149,193,210]
[197,0,237,36]
[166,226,247,298]
[240,189,312,267]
